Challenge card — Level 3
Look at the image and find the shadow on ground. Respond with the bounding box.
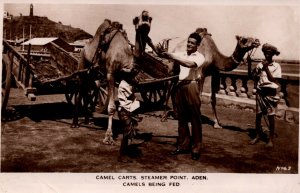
[1,92,298,173]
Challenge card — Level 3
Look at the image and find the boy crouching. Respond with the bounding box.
[117,67,142,162]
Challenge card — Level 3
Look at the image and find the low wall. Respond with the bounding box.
[202,65,299,124]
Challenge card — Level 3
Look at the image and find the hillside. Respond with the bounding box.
[3,16,93,43]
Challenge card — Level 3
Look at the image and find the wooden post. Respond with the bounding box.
[18,57,23,81]
[25,44,31,87]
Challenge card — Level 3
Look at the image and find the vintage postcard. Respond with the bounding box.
[1,0,299,192]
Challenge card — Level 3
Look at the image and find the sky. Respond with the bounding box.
[2,0,300,60]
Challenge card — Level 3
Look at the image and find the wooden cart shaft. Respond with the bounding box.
[3,40,37,100]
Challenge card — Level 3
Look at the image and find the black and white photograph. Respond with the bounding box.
[1,0,299,192]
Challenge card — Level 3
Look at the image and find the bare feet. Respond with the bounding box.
[103,131,115,145]
[214,122,222,129]
[250,137,260,145]
[266,140,274,148]
[118,155,133,163]
[213,119,222,129]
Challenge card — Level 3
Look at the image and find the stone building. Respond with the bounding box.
[21,37,74,52]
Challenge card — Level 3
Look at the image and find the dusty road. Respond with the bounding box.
[1,88,298,173]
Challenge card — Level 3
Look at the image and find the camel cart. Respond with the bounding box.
[2,39,178,117]
[1,40,108,116]
[135,51,178,107]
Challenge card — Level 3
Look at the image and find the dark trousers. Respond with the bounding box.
[175,81,202,154]
[118,108,138,156]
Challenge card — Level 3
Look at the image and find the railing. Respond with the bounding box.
[219,69,299,105]
[210,59,299,123]
[217,59,299,108]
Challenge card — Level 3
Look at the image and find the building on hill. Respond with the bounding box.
[69,39,90,52]
[4,38,27,46]
[3,11,12,20]
[15,38,29,46]
[21,37,74,52]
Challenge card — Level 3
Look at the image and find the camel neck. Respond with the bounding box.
[213,47,245,72]
[231,49,244,64]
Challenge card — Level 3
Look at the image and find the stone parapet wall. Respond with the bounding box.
[201,92,299,124]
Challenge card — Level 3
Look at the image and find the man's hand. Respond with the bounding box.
[160,52,172,59]
[262,60,269,69]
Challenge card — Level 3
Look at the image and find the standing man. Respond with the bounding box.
[161,32,205,160]
[249,43,282,147]
[133,10,159,60]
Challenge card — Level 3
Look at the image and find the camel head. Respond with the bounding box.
[195,27,212,38]
[236,35,261,52]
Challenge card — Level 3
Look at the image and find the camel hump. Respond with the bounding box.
[111,21,123,31]
[102,20,128,46]
[93,19,124,42]
[84,19,126,64]
[94,19,112,36]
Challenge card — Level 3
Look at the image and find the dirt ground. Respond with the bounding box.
[1,88,298,173]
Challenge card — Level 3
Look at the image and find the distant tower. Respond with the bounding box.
[30,4,33,17]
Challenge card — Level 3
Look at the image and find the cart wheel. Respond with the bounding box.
[140,82,167,107]
[2,56,12,115]
[64,79,108,114]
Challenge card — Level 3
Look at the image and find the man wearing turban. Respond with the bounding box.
[249,43,282,148]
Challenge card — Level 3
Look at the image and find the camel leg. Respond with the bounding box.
[170,80,178,119]
[71,77,91,127]
[71,75,84,128]
[211,74,222,129]
[71,88,81,128]
[211,91,222,129]
[103,114,115,145]
[161,80,176,121]
[103,73,116,145]
[71,51,86,128]
[103,102,116,145]
[198,73,221,128]
[198,77,205,99]
[82,86,91,124]
[161,93,171,122]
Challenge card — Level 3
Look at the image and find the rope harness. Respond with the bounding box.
[91,27,122,65]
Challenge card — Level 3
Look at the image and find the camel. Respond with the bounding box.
[71,19,134,145]
[171,28,260,128]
